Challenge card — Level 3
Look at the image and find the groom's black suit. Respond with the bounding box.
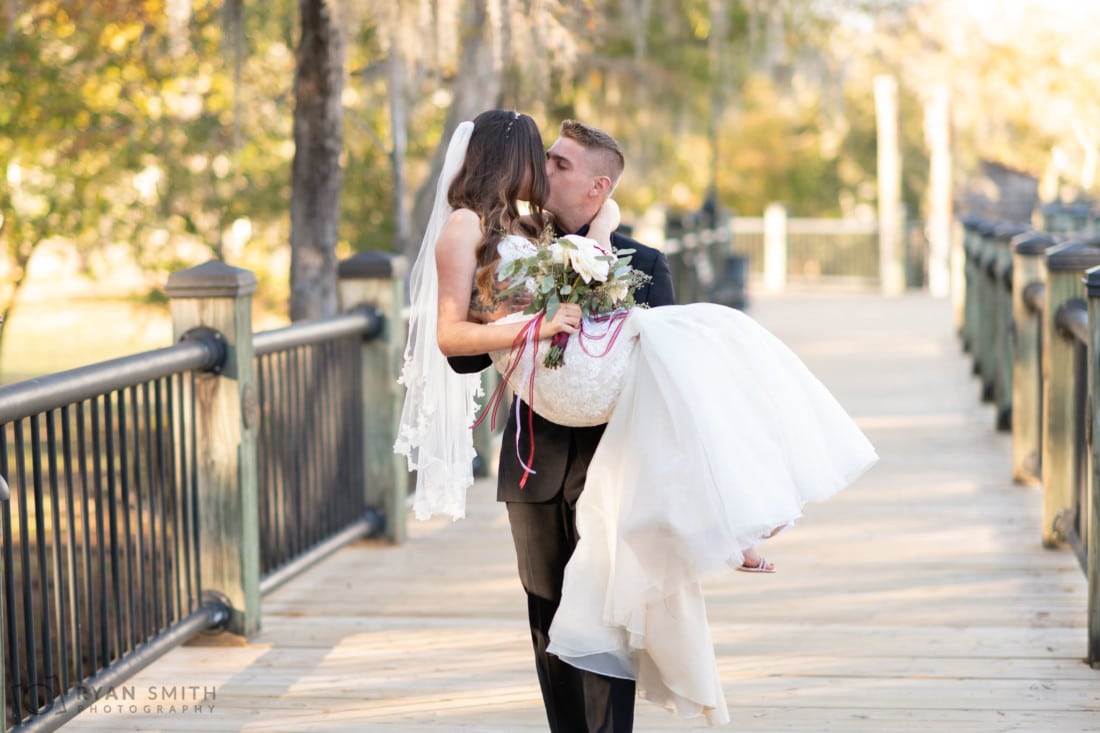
[449,229,674,733]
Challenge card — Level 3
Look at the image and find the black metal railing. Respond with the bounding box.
[253,308,382,592]
[1,253,400,731]
[0,334,230,731]
[958,216,1100,667]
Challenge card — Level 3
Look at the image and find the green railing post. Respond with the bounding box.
[1041,241,1100,547]
[976,222,999,402]
[1011,233,1056,484]
[992,225,1028,429]
[950,215,967,337]
[165,260,261,638]
[1085,264,1100,668]
[960,216,985,354]
[337,251,409,544]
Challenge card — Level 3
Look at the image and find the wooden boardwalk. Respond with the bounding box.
[66,292,1099,732]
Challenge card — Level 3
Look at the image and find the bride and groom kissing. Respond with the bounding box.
[395,110,877,730]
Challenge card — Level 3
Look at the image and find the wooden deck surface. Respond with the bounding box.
[66,292,1099,732]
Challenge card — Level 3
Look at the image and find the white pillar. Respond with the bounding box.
[924,83,953,297]
[763,202,788,293]
[875,75,906,296]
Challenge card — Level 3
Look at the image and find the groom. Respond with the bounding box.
[449,119,675,732]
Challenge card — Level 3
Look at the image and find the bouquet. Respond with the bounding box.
[496,228,651,368]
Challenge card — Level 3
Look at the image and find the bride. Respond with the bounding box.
[395,110,878,726]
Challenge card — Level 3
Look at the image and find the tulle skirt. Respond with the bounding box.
[495,303,878,725]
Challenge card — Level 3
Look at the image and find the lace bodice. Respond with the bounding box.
[490,309,639,427]
[497,234,538,263]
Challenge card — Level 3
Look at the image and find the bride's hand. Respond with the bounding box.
[543,303,582,337]
[587,198,621,249]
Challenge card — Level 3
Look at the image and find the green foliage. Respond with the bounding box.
[10,0,1096,362]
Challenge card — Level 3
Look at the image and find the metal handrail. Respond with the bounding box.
[0,333,224,424]
[253,305,383,357]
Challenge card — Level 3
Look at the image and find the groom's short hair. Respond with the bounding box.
[560,120,625,188]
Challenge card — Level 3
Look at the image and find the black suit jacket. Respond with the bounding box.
[449,230,676,502]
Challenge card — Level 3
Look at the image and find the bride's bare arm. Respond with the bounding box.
[435,209,580,357]
[586,198,621,249]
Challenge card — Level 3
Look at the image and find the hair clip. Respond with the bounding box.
[504,111,520,139]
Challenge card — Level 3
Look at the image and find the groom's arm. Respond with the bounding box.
[615,232,675,307]
[646,251,675,307]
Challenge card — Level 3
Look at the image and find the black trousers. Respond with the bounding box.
[506,444,635,733]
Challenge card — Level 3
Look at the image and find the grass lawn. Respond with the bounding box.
[1,297,174,385]
[1,296,289,386]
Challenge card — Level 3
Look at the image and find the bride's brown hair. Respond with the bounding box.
[447,110,550,302]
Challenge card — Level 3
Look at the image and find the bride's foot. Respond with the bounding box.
[736,549,775,573]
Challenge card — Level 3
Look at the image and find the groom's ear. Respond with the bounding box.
[590,175,613,198]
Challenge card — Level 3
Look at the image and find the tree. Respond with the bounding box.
[288,0,347,321]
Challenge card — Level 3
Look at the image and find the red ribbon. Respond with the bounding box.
[471,313,545,488]
[577,309,630,358]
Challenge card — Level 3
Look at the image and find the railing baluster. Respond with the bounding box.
[141,381,160,637]
[290,346,303,558]
[32,415,56,712]
[103,394,124,664]
[90,397,111,671]
[187,371,201,613]
[153,379,171,631]
[46,410,71,695]
[76,401,96,681]
[61,406,82,686]
[2,425,24,722]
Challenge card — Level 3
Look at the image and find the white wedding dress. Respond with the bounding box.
[486,238,878,726]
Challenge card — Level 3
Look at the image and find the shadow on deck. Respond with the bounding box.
[65,292,1098,732]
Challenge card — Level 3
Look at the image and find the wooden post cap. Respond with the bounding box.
[1085,265,1100,298]
[166,260,258,298]
[1013,232,1057,256]
[993,222,1032,243]
[1046,239,1100,272]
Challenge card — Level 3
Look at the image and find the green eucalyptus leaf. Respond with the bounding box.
[545,293,561,319]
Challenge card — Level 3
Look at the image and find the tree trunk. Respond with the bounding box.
[629,0,651,61]
[388,45,410,254]
[406,0,502,261]
[0,245,36,381]
[224,0,245,150]
[289,0,346,321]
[708,0,728,195]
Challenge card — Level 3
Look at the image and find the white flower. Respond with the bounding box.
[559,234,611,283]
[548,241,568,265]
[605,281,629,301]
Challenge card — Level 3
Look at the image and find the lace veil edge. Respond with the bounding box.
[394,121,481,521]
